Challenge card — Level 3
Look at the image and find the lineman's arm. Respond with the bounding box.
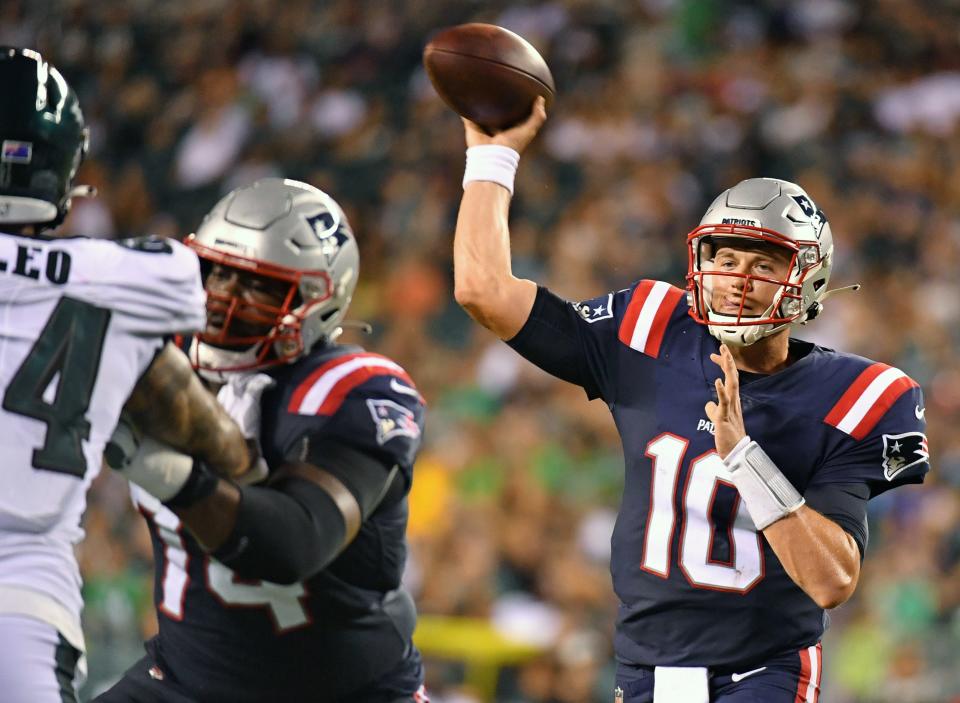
[171,442,401,585]
[452,99,547,339]
[123,341,251,479]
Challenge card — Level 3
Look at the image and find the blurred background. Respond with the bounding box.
[5,0,960,701]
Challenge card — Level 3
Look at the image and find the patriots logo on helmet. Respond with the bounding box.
[367,398,420,445]
[303,211,349,266]
[882,432,929,481]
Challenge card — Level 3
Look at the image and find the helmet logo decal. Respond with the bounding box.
[792,194,815,217]
[791,195,828,236]
[303,211,349,266]
[1,141,32,164]
[721,217,757,226]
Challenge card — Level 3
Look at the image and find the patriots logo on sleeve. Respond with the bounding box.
[882,432,929,481]
[367,398,420,445]
[571,294,613,323]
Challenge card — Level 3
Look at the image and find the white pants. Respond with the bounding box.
[0,614,86,703]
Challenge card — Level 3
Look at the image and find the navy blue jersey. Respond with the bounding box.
[131,344,425,702]
[508,280,929,669]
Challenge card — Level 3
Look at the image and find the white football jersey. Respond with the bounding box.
[0,231,205,649]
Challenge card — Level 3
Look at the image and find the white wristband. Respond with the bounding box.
[463,145,520,195]
[724,435,805,530]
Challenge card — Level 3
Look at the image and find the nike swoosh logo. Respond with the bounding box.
[390,378,419,397]
[915,405,925,420]
[730,666,767,682]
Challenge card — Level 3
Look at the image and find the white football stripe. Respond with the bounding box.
[836,367,906,435]
[296,356,403,415]
[804,644,819,702]
[630,281,671,352]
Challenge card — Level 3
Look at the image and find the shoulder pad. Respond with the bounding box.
[287,352,420,417]
[823,361,919,441]
[617,279,687,357]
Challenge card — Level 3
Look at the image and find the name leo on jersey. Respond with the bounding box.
[0,244,72,285]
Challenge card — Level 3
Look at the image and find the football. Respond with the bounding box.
[423,23,555,133]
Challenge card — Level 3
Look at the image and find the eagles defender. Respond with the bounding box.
[96,178,429,703]
[0,48,256,703]
[451,99,929,702]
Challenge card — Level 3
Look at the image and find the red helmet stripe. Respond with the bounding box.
[618,280,685,357]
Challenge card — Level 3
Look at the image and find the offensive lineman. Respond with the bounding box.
[95,178,428,703]
[451,98,929,701]
[0,48,255,702]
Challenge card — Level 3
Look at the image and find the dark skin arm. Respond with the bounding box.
[171,462,361,552]
[123,341,251,480]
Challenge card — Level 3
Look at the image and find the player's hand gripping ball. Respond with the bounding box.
[423,23,555,133]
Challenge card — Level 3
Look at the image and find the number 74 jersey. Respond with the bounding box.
[507,280,930,669]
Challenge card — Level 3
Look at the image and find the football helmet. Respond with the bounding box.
[0,47,91,227]
[686,177,833,347]
[186,178,359,374]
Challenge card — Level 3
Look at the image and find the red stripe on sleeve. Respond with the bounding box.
[617,280,654,346]
[849,375,918,440]
[287,353,377,413]
[823,362,890,427]
[643,286,685,357]
[315,366,415,416]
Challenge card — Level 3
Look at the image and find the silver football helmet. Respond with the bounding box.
[186,177,359,373]
[686,177,835,347]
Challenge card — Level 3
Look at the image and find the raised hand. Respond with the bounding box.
[705,344,747,459]
[463,95,547,153]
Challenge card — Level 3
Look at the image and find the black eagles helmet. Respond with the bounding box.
[0,47,90,229]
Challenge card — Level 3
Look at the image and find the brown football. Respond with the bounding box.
[423,23,555,132]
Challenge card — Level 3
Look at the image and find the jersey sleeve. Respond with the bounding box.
[812,368,929,498]
[89,236,206,336]
[286,354,425,487]
[506,280,685,402]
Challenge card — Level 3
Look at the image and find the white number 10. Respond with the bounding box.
[642,433,764,593]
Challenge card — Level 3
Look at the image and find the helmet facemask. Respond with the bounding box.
[685,178,834,347]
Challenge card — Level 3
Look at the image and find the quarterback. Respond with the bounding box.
[0,48,254,703]
[451,98,929,702]
[96,179,428,703]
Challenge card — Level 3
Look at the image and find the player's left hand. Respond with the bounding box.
[705,344,747,459]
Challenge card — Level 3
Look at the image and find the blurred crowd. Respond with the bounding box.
[5,0,960,700]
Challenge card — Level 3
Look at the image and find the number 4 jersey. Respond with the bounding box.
[507,280,930,669]
[0,231,205,650]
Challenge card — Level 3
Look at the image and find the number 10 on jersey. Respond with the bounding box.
[642,433,764,593]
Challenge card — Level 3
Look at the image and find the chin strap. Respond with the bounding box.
[339,320,373,334]
[67,184,97,199]
[800,283,861,325]
[821,283,861,301]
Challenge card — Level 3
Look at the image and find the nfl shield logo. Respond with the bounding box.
[1,140,32,164]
